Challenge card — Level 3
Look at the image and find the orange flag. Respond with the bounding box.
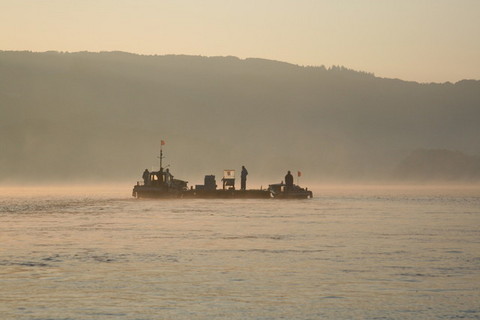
[298,171,302,177]
[161,140,165,146]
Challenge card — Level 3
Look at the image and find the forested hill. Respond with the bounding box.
[1,51,479,183]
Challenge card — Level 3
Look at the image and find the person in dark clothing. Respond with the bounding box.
[142,169,150,185]
[158,167,164,183]
[285,171,294,190]
[241,166,248,190]
[165,168,173,187]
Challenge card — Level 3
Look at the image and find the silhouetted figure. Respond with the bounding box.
[241,166,248,190]
[158,167,164,183]
[165,168,173,187]
[285,171,294,191]
[142,169,150,186]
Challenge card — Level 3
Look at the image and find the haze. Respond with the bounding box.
[1,1,480,186]
[1,0,480,83]
[1,52,479,185]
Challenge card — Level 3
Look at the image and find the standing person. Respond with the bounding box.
[165,168,174,187]
[142,169,150,186]
[285,171,294,190]
[241,166,248,190]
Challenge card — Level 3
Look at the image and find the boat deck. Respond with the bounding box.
[182,189,271,199]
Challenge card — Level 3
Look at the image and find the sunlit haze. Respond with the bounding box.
[1,0,479,83]
[1,2,480,315]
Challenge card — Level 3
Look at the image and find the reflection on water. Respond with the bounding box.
[0,185,479,319]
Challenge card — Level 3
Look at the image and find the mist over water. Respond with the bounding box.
[1,50,480,319]
[1,185,479,319]
[1,51,480,184]
[2,2,480,319]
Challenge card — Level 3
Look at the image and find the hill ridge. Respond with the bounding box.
[1,51,479,182]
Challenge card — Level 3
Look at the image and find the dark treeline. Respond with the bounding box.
[1,51,479,183]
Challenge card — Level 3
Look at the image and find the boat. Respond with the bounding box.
[132,169,273,199]
[132,145,313,199]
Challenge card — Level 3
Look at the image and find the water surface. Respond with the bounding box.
[1,185,479,319]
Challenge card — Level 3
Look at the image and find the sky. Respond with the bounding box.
[1,0,479,83]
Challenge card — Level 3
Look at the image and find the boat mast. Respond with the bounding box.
[159,148,163,170]
[158,140,165,170]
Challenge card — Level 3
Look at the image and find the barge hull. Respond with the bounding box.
[133,186,271,199]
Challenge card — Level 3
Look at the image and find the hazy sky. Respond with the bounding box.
[1,0,479,83]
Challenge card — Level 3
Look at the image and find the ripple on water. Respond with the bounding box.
[0,186,479,320]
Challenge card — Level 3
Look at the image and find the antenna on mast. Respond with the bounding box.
[158,140,166,170]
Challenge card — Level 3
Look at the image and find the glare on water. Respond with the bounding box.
[0,185,479,319]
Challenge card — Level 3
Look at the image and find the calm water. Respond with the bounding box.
[0,185,479,319]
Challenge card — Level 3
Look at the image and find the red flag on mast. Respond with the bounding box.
[161,140,165,146]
